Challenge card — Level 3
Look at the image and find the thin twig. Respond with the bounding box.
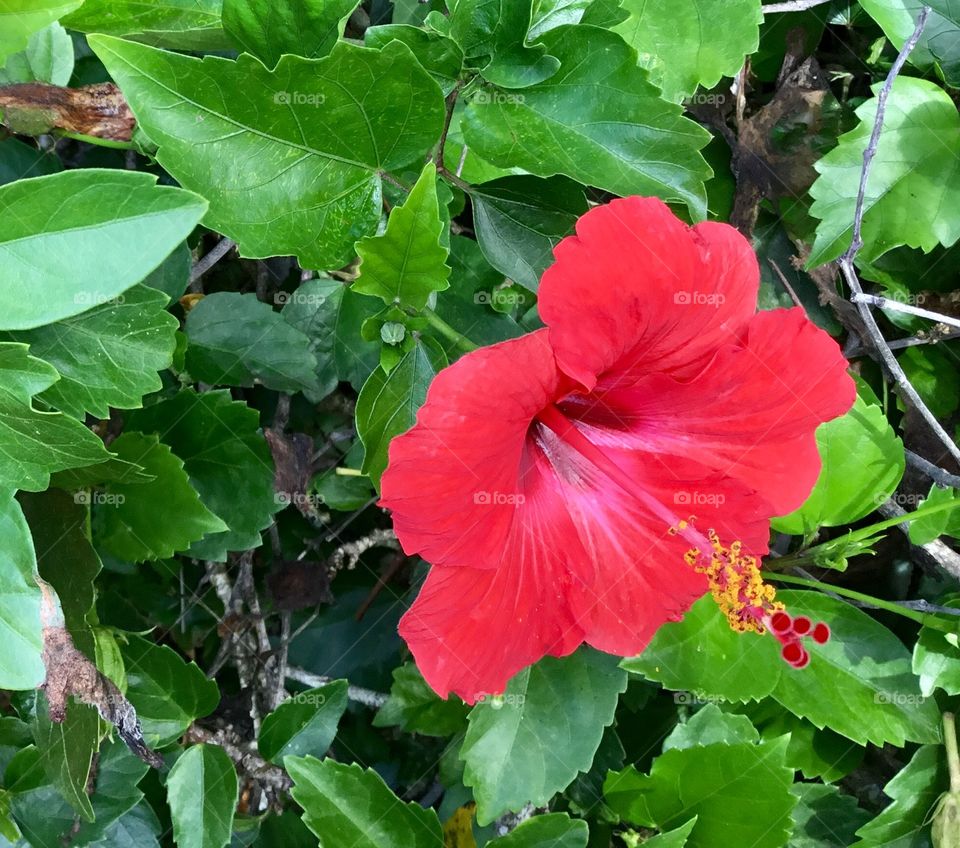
[851,292,960,330]
[286,667,388,709]
[877,499,960,579]
[183,725,291,792]
[844,329,960,357]
[905,450,960,489]
[768,259,803,308]
[435,83,461,172]
[762,0,834,11]
[836,8,960,467]
[190,236,235,284]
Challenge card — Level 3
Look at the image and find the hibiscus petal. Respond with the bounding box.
[539,196,759,390]
[567,308,855,516]
[380,329,568,570]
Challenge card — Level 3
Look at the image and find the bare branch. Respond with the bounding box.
[851,292,960,330]
[190,236,236,284]
[286,667,388,709]
[762,0,834,12]
[905,449,960,489]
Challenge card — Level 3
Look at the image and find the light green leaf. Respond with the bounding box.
[446,0,559,87]
[259,682,348,764]
[636,819,698,848]
[63,0,232,51]
[127,389,280,562]
[463,25,711,218]
[663,704,758,752]
[853,745,945,847]
[809,77,960,266]
[373,662,470,737]
[790,784,870,848]
[859,0,960,88]
[487,814,588,848]
[122,634,220,745]
[0,22,73,85]
[913,602,960,697]
[0,170,206,330]
[908,484,960,545]
[605,737,795,848]
[95,433,227,563]
[529,0,595,38]
[4,285,177,419]
[0,344,111,493]
[223,0,358,66]
[184,293,320,395]
[470,175,586,291]
[0,496,44,690]
[0,0,81,63]
[899,345,960,419]
[356,338,445,488]
[90,36,445,269]
[167,745,238,848]
[365,25,464,95]
[771,397,904,536]
[612,0,762,101]
[354,162,451,309]
[287,757,443,848]
[31,693,98,823]
[462,647,627,825]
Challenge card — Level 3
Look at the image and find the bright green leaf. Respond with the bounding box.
[463,25,711,218]
[259,682,348,764]
[90,36,445,269]
[223,0,358,66]
[365,25,464,94]
[0,22,73,85]
[95,432,227,563]
[487,814,588,848]
[0,0,81,63]
[355,162,451,309]
[4,285,178,419]
[908,485,960,545]
[663,704,758,751]
[167,744,238,848]
[0,170,206,330]
[287,756,444,848]
[462,647,627,825]
[0,496,43,689]
[809,77,960,266]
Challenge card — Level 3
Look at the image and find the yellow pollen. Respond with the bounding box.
[687,529,781,634]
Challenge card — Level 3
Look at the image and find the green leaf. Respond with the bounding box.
[462,647,627,825]
[373,662,470,737]
[0,0,81,63]
[0,344,113,492]
[0,137,61,186]
[90,36,445,269]
[63,0,232,51]
[529,0,597,38]
[223,0,358,66]
[280,278,381,395]
[141,241,191,301]
[771,397,904,536]
[859,0,960,88]
[48,455,151,491]
[184,293,320,394]
[606,737,795,848]
[167,744,238,848]
[663,704,759,751]
[3,285,177,419]
[487,814,588,848]
[908,485,960,545]
[470,175,587,291]
[463,25,711,219]
[127,389,280,561]
[258,681,348,764]
[612,0,762,101]
[635,820,698,848]
[913,606,960,697]
[354,162,451,309]
[31,693,98,822]
[73,741,151,845]
[853,745,945,847]
[769,591,939,747]
[356,338,445,488]
[808,77,960,266]
[89,801,162,848]
[790,784,870,848]
[365,25,464,95]
[95,433,227,563]
[287,756,444,848]
[0,170,206,330]
[899,345,960,419]
[0,494,43,689]
[446,0,560,87]
[122,634,220,745]
[0,22,73,85]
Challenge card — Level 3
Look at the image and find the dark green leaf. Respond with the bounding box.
[365,25,463,94]
[258,681,348,764]
[790,784,870,848]
[373,662,470,737]
[487,814,588,848]
[167,744,238,848]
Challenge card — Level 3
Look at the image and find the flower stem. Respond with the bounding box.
[422,308,478,352]
[766,572,957,633]
[58,130,139,150]
[945,713,960,793]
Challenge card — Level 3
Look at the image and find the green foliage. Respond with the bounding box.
[167,745,239,848]
[258,681,348,763]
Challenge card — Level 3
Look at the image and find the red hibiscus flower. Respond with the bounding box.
[380,197,855,703]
